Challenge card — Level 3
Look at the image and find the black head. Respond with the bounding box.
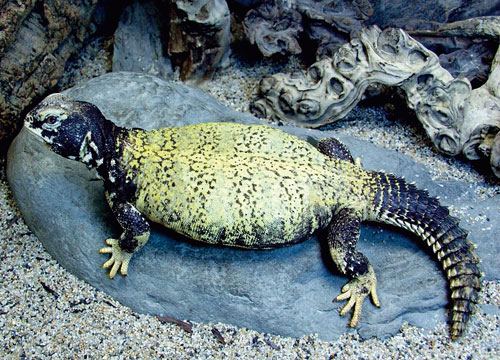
[24,93,108,165]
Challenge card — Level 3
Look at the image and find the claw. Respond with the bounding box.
[333,265,379,327]
[99,238,132,279]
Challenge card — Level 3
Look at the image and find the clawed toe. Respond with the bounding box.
[99,238,132,279]
[333,266,379,327]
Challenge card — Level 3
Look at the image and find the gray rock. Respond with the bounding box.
[112,0,174,79]
[7,72,499,341]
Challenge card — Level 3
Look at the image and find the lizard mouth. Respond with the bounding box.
[23,116,46,140]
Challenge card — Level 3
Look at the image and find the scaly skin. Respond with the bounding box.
[24,93,482,340]
[116,123,374,248]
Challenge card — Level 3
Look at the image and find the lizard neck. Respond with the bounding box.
[101,126,142,204]
[79,117,122,180]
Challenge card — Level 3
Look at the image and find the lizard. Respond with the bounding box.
[23,93,482,340]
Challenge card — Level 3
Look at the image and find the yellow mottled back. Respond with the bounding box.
[117,122,374,248]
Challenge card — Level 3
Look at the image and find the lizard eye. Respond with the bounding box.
[42,115,61,130]
[46,115,58,125]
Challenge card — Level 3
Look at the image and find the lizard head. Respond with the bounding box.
[24,93,107,165]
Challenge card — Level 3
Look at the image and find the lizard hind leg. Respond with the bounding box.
[328,208,380,328]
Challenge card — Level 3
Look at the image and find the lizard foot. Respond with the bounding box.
[333,265,380,327]
[99,238,133,279]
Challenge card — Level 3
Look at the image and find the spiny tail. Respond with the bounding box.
[370,171,482,340]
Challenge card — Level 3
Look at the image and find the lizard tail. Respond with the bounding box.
[370,172,481,340]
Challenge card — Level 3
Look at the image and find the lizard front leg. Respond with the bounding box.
[99,192,150,279]
[328,208,380,327]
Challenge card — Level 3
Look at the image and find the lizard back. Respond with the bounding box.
[116,122,374,248]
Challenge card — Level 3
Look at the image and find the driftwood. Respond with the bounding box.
[240,0,496,83]
[166,0,231,85]
[243,0,303,56]
[252,17,500,178]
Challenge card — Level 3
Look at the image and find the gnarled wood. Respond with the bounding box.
[252,19,500,178]
[166,0,231,85]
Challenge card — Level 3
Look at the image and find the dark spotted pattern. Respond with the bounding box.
[116,123,374,248]
[317,137,355,164]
